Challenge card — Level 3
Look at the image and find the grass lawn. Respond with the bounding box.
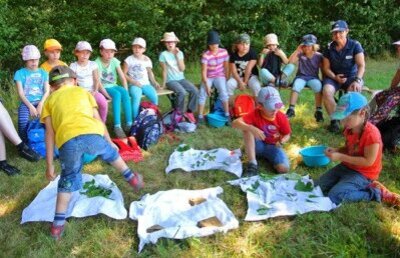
[1,58,400,257]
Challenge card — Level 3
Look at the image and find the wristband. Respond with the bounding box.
[355,77,362,83]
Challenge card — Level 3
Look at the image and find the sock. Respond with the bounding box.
[289,105,295,110]
[53,212,66,226]
[114,124,121,128]
[122,168,134,181]
[224,112,230,117]
[316,107,322,112]
[249,160,258,166]
[198,114,204,119]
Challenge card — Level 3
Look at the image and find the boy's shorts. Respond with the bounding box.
[323,77,363,91]
[255,140,290,169]
[57,134,119,193]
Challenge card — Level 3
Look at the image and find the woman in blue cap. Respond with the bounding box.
[322,20,365,133]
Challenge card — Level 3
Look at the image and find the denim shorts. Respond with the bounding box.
[323,77,363,91]
[255,140,290,168]
[58,134,119,193]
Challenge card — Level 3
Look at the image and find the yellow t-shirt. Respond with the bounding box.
[40,60,68,73]
[41,85,104,148]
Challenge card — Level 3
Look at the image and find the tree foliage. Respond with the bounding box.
[0,0,398,75]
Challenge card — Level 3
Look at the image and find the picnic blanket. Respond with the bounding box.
[165,144,242,177]
[21,174,127,224]
[129,187,239,252]
[228,173,337,221]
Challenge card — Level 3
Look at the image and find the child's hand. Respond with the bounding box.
[239,81,246,91]
[325,147,338,157]
[205,85,211,96]
[251,126,266,141]
[46,165,56,181]
[335,74,347,84]
[154,82,161,90]
[261,48,270,55]
[29,105,38,118]
[173,47,181,55]
[328,152,342,162]
[275,49,285,58]
[36,102,44,116]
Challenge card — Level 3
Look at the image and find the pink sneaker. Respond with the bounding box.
[185,112,196,123]
[50,224,65,241]
[369,181,400,207]
[128,172,144,191]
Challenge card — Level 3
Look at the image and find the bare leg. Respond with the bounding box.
[315,92,322,108]
[290,91,299,105]
[0,102,22,146]
[243,130,256,161]
[322,84,337,117]
[55,192,72,213]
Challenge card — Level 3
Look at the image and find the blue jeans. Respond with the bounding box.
[166,79,199,112]
[199,77,229,105]
[255,140,290,169]
[129,84,158,119]
[58,134,119,193]
[315,164,381,204]
[105,85,132,127]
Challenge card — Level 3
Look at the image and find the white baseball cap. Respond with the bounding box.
[75,41,93,52]
[22,45,41,61]
[132,37,146,48]
[393,40,400,45]
[257,86,284,110]
[99,39,117,51]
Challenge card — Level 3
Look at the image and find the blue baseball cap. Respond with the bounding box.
[257,86,283,111]
[302,34,317,46]
[331,92,367,120]
[331,20,348,32]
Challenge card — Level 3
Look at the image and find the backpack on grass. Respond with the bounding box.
[27,119,59,158]
[130,102,163,150]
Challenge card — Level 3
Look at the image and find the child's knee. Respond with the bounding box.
[275,164,289,174]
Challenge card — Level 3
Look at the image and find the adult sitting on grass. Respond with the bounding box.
[0,101,40,175]
[322,20,365,133]
[316,92,400,207]
[42,66,143,240]
[232,86,291,176]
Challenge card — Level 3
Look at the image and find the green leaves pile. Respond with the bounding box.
[294,180,314,192]
[80,179,114,199]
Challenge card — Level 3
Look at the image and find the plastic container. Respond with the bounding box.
[206,113,228,128]
[299,145,330,167]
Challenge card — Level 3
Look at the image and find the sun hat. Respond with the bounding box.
[75,41,93,52]
[264,33,279,46]
[49,65,77,84]
[393,40,400,45]
[160,32,180,42]
[235,33,250,44]
[44,39,62,51]
[331,20,348,32]
[132,37,146,48]
[257,86,284,111]
[331,92,367,120]
[301,34,317,46]
[99,39,117,51]
[22,45,41,61]
[207,30,220,45]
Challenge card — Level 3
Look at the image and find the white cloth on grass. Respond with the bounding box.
[21,174,127,224]
[129,187,239,253]
[165,144,242,177]
[228,173,337,221]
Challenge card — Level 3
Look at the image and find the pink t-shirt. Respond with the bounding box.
[201,48,229,78]
[343,122,383,180]
[242,108,291,144]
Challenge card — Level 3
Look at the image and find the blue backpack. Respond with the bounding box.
[26,119,59,158]
[130,103,163,150]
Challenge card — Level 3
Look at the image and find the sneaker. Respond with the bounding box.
[127,172,144,191]
[245,163,258,177]
[314,110,324,122]
[50,224,65,241]
[185,112,196,123]
[286,108,295,118]
[0,162,20,176]
[276,75,288,88]
[18,143,40,162]
[124,125,132,134]
[114,126,127,139]
[369,181,400,207]
[327,120,340,133]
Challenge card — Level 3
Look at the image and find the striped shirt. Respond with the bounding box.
[201,48,229,78]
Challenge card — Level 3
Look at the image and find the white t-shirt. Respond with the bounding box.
[124,55,152,85]
[69,61,98,91]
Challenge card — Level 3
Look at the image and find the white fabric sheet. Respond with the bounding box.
[165,145,242,177]
[228,173,337,221]
[129,187,239,252]
[21,174,127,224]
